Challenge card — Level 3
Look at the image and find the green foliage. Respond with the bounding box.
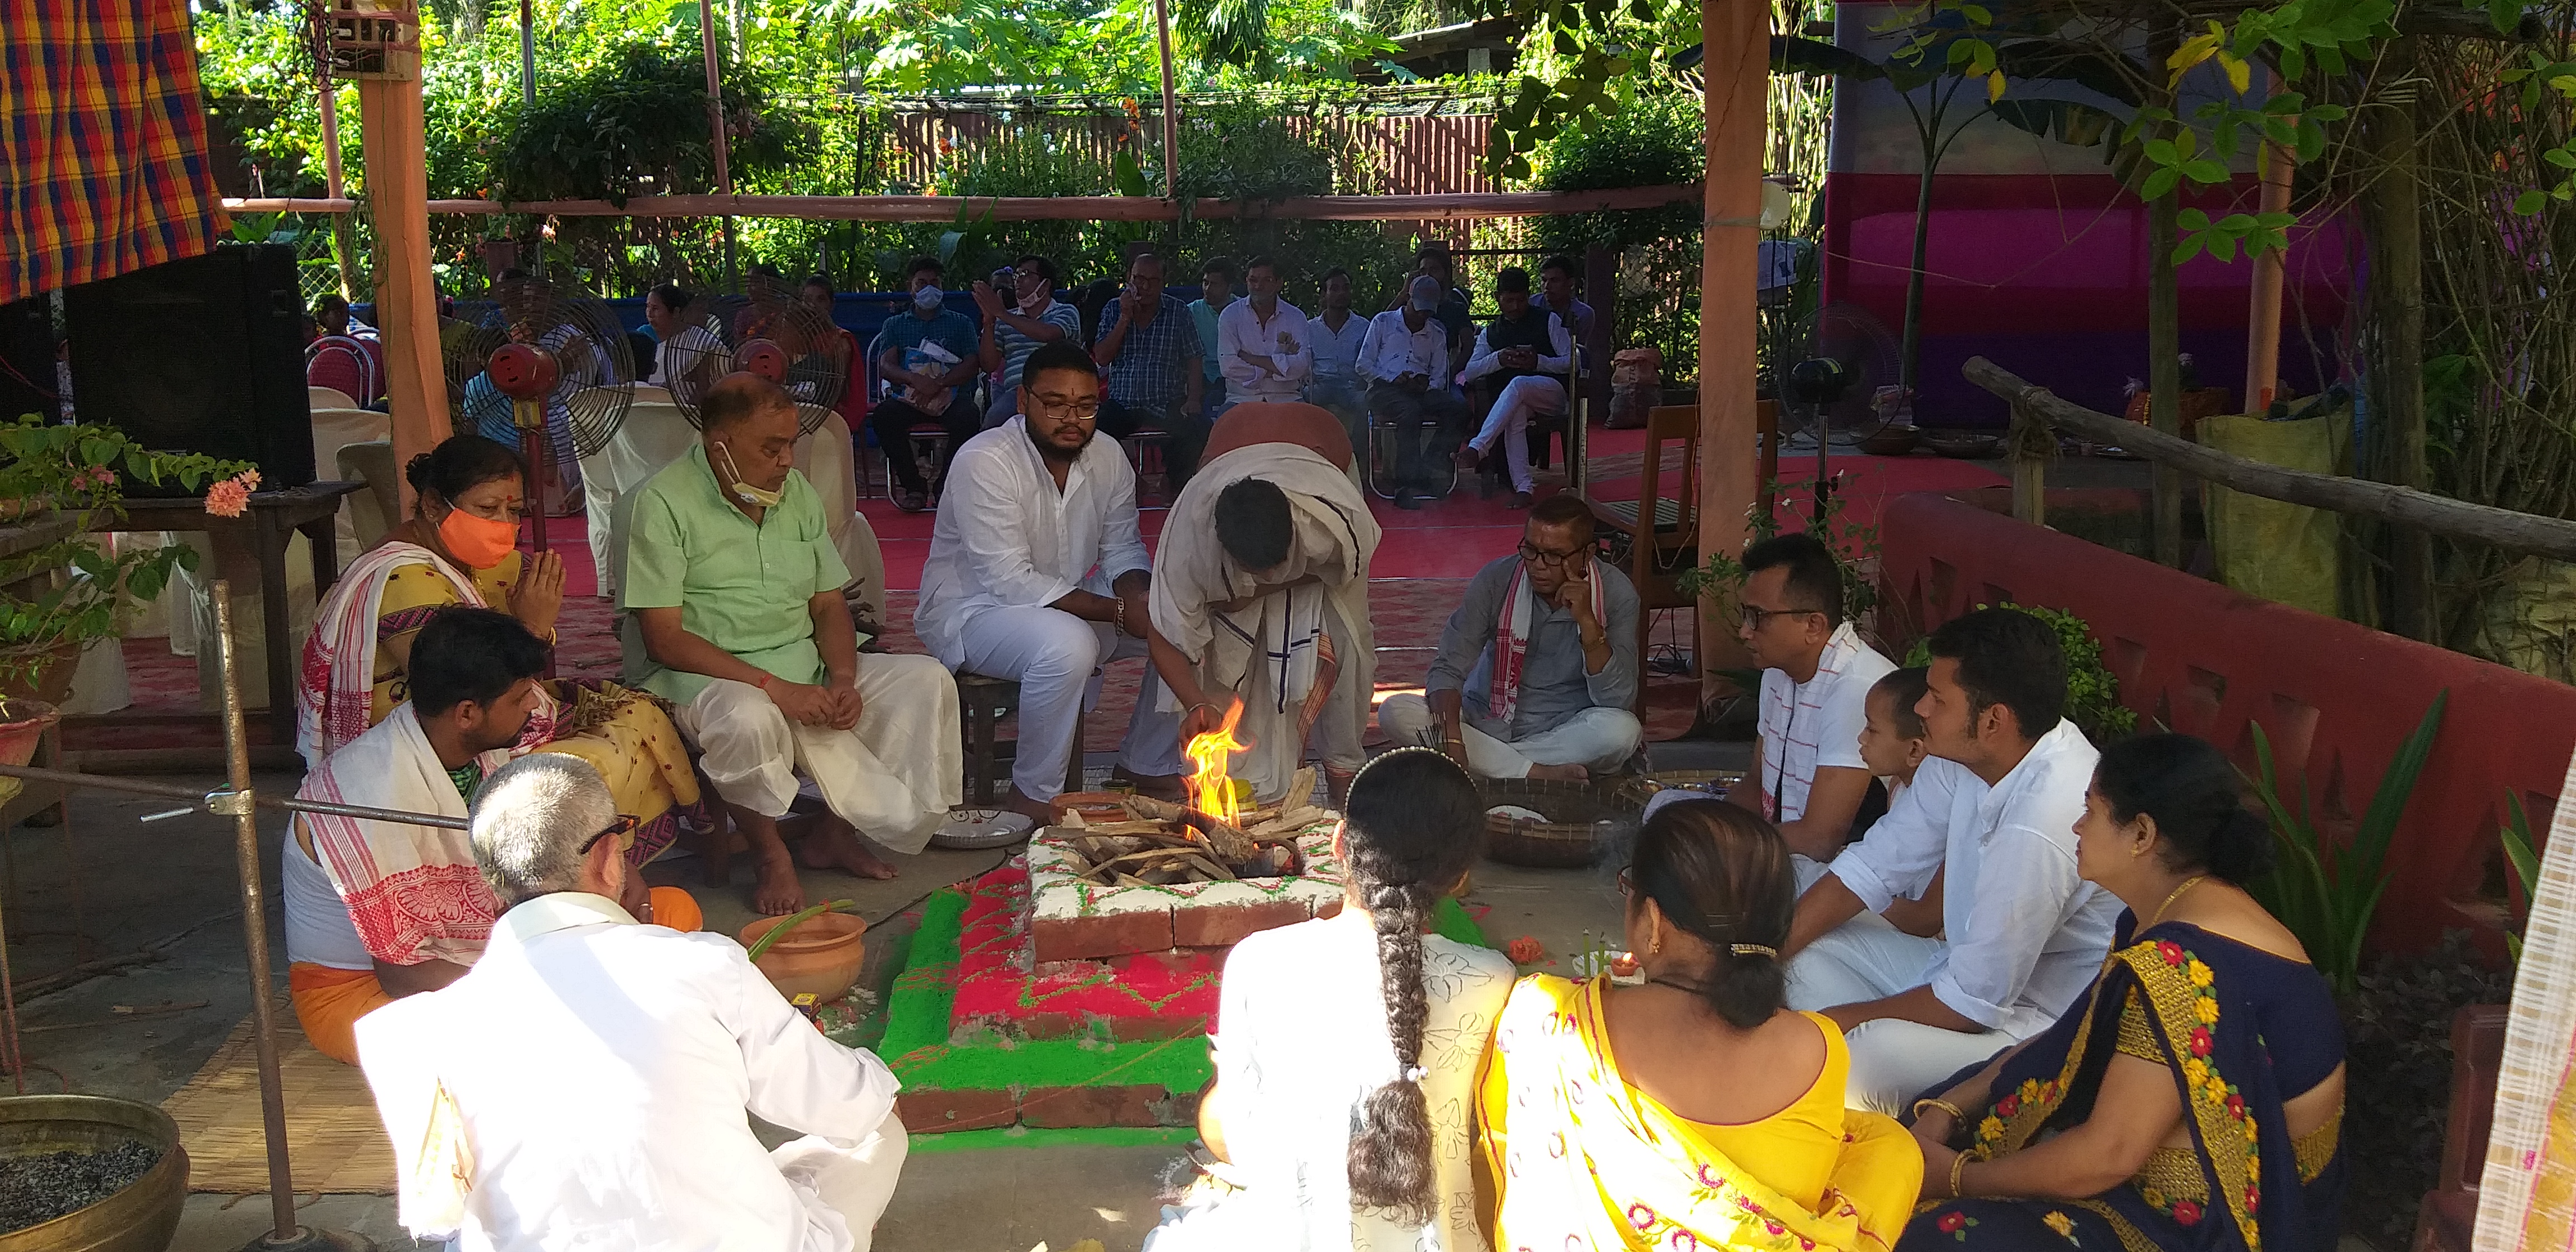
[1898,604,2137,746]
[1464,0,1698,181]
[1532,92,1703,253]
[0,416,256,693]
[1678,478,1882,629]
[491,42,815,206]
[2500,792,2540,965]
[2241,691,2447,998]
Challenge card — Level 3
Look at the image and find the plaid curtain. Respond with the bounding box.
[2,0,231,305]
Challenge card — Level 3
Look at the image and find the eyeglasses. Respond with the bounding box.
[1517,541,1587,568]
[577,814,641,857]
[1739,603,1828,630]
[1030,396,1101,421]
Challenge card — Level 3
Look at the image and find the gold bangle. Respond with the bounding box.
[1914,1097,1967,1123]
[1949,1152,1969,1199]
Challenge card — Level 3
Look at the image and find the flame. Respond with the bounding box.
[1185,703,1251,825]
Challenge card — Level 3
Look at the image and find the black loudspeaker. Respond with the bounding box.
[64,243,315,493]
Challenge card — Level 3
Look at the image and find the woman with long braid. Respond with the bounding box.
[1146,748,1510,1250]
[1478,801,1924,1249]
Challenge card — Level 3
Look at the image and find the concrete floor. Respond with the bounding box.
[7,742,1737,1251]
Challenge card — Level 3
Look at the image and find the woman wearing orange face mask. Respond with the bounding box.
[295,436,707,923]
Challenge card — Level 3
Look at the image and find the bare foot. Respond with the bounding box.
[1002,787,1058,826]
[800,814,900,881]
[1109,768,1187,802]
[752,845,806,915]
[1524,762,1591,783]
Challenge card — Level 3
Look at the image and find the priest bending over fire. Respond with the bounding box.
[1148,403,1382,807]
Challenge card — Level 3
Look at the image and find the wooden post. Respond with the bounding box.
[2145,22,2184,568]
[698,0,736,290]
[357,76,451,516]
[2011,410,2047,528]
[1153,0,1181,201]
[1697,0,1766,704]
[2369,50,2432,639]
[2243,139,2294,412]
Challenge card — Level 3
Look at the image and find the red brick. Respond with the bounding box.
[1149,1086,1205,1127]
[1033,909,1175,961]
[1312,897,1344,921]
[897,1088,1017,1133]
[1105,1011,1210,1042]
[1172,899,1314,949]
[1019,1083,1169,1128]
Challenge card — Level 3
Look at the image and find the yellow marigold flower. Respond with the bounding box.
[2243,1118,2260,1142]
[2141,1187,2167,1210]
[2021,1078,2043,1102]
[2193,997,2220,1025]
[2183,1058,2208,1084]
[2187,960,2215,988]
[1980,1116,2006,1142]
[2044,1211,2077,1239]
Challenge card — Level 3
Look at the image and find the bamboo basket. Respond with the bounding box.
[1478,777,1641,869]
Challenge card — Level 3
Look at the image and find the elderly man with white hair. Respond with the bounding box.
[1357,274,1469,510]
[354,753,908,1252]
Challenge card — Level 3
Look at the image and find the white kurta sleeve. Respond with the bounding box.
[1099,450,1151,584]
[1926,821,2089,1029]
[1458,327,1503,382]
[720,943,901,1144]
[1824,757,1957,914]
[1272,309,1313,383]
[1537,314,1573,374]
[950,443,1076,609]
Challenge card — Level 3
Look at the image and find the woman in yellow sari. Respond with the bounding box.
[295,435,705,906]
[1479,801,1923,1251]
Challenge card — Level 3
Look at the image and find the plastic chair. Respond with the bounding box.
[1365,401,1460,502]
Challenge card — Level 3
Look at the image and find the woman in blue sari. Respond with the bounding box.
[1901,733,2345,1252]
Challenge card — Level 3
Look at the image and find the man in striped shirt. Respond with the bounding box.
[1730,532,1895,881]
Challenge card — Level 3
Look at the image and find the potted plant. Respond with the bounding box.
[0,413,258,706]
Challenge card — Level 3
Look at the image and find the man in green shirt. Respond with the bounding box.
[623,373,962,913]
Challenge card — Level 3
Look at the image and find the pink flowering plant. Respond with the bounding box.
[1,413,256,695]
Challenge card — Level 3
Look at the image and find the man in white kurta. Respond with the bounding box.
[1214,257,1311,411]
[624,373,960,913]
[357,754,907,1252]
[1779,608,2122,1114]
[915,342,1187,819]
[1148,420,1381,805]
[1456,267,1573,505]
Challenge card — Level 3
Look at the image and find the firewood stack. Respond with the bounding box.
[1049,767,1332,888]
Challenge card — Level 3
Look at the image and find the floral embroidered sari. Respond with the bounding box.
[1903,921,2346,1252]
[1478,974,1924,1251]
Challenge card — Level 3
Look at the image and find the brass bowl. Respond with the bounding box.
[0,1094,188,1252]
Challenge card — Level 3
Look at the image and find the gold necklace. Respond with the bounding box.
[2146,874,2209,928]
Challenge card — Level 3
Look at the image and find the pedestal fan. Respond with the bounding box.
[442,277,637,554]
[659,275,848,439]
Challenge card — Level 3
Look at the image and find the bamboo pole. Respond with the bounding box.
[697,0,737,290]
[2146,20,2184,568]
[226,186,1703,221]
[1697,0,1765,705]
[1963,357,2576,562]
[1153,0,1181,201]
[2243,139,2294,412]
[2369,50,2433,639]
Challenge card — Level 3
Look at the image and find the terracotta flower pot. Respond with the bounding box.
[0,643,80,708]
[0,699,59,769]
[736,911,867,1004]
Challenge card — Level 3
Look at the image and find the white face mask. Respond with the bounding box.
[716,441,783,508]
[912,285,944,314]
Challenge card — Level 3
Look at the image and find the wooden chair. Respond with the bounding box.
[1582,404,1702,702]
[956,672,1086,805]
[2413,1004,2511,1252]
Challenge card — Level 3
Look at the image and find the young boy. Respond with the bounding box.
[1854,666,1944,937]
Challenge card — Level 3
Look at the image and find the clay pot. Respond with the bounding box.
[0,700,59,770]
[736,911,866,1003]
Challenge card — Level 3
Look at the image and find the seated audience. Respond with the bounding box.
[1146,750,1508,1250]
[1190,257,1237,414]
[972,254,1081,428]
[306,294,386,405]
[1854,667,1944,937]
[356,753,905,1251]
[866,255,993,512]
[1358,275,1469,510]
[1301,267,1372,455]
[1393,244,1474,369]
[916,342,1187,819]
[1480,802,1924,1250]
[1215,255,1310,412]
[1379,495,1641,781]
[1532,253,1595,343]
[799,274,870,434]
[286,609,701,1065]
[1904,733,2346,1252]
[624,373,962,911]
[1783,608,2122,1114]
[1731,533,1896,874]
[1149,408,1380,804]
[297,435,700,841]
[1455,267,1571,508]
[644,282,723,395]
[1091,251,1210,490]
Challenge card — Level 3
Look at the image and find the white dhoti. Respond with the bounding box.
[1784,915,2012,1115]
[676,654,963,854]
[1377,694,1639,779]
[772,1111,910,1252]
[1467,375,1566,495]
[953,604,1185,802]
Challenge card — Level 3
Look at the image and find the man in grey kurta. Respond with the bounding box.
[1377,495,1642,780]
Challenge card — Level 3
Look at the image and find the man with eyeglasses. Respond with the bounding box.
[1728,532,1896,879]
[1378,495,1642,781]
[283,608,704,1066]
[916,341,1195,821]
[354,753,908,1252]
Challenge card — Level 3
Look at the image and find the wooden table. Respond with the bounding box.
[84,482,368,742]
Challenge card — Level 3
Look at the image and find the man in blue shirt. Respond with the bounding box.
[866,256,995,512]
[1091,251,1210,491]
